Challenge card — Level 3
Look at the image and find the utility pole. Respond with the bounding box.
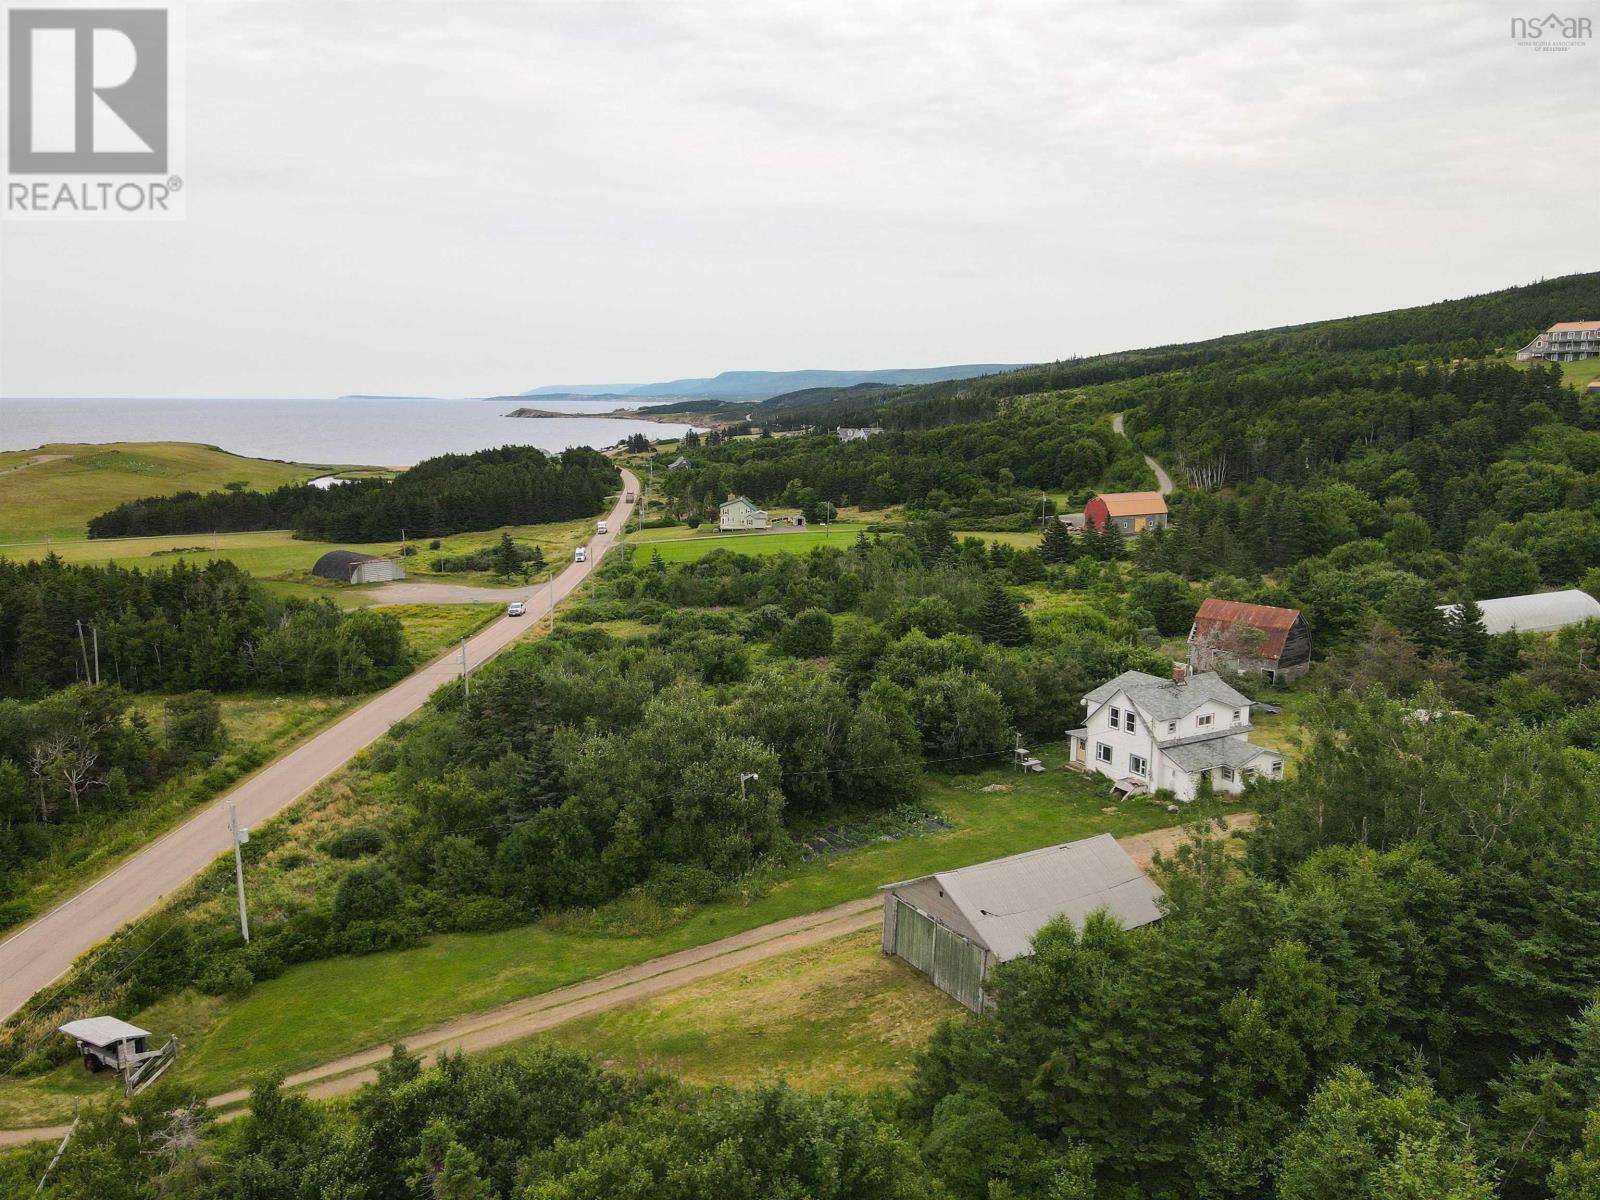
[227,801,250,943]
[75,620,91,683]
[458,637,470,699]
[1041,492,1049,529]
[739,771,760,803]
[91,624,100,685]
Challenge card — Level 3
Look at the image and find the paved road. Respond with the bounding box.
[0,814,1254,1144]
[0,471,639,1023]
[1112,412,1174,495]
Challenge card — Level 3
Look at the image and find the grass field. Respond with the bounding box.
[0,754,1239,1120]
[0,442,375,543]
[1561,358,1600,391]
[537,926,958,1090]
[0,519,597,596]
[629,525,871,565]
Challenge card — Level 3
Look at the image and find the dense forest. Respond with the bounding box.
[0,558,409,697]
[85,445,619,541]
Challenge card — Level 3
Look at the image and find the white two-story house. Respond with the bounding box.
[1067,666,1284,802]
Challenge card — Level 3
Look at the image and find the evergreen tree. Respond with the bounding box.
[1447,598,1490,673]
[492,532,520,579]
[977,579,1031,646]
[1040,517,1076,564]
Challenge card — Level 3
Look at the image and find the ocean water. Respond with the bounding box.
[0,397,701,467]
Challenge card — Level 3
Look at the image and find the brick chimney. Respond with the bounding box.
[1172,662,1187,685]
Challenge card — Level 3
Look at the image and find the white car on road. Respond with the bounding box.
[597,520,608,534]
[574,545,587,563]
[506,601,526,617]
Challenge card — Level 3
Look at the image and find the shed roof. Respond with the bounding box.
[1093,491,1168,517]
[1438,589,1600,636]
[1191,598,1303,661]
[1085,669,1252,722]
[311,550,384,579]
[882,833,1163,961]
[59,1016,150,1047]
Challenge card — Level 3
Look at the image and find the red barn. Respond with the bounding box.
[1084,491,1168,535]
[1187,598,1311,683]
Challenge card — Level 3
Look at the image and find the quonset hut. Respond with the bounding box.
[310,550,405,584]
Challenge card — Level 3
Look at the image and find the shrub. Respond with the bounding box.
[332,862,402,928]
[325,825,385,860]
[646,863,727,907]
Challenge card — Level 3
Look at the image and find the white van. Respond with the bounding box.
[574,545,587,563]
[597,520,608,535]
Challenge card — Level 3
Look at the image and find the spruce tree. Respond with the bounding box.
[1040,517,1076,564]
[978,579,1031,646]
[1447,598,1490,673]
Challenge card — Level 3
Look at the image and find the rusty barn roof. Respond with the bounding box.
[1191,598,1302,660]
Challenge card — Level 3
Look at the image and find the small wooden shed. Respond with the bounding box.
[59,1016,177,1093]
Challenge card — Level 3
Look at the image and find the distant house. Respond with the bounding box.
[1587,380,1600,396]
[1189,598,1311,684]
[667,456,690,470]
[1517,321,1600,362]
[1084,491,1168,535]
[1436,589,1600,636]
[837,425,884,443]
[879,834,1163,1011]
[310,550,404,584]
[1068,666,1284,802]
[719,496,769,531]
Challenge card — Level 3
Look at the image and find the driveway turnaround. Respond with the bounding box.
[0,471,639,1023]
[0,814,1254,1145]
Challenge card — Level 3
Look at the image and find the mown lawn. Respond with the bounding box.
[536,926,959,1090]
[4,757,1240,1109]
[0,442,367,544]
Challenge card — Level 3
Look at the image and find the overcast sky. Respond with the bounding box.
[1,0,1594,398]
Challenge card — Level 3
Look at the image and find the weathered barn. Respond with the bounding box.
[880,834,1163,1011]
[1437,589,1600,636]
[1083,491,1168,535]
[1188,598,1311,683]
[310,550,405,584]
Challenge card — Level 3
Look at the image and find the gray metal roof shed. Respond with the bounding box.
[889,838,1164,966]
[311,549,384,581]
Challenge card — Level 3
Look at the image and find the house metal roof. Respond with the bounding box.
[1092,491,1168,517]
[720,495,764,511]
[1084,669,1252,722]
[1437,589,1600,636]
[1548,320,1600,332]
[881,833,1164,961]
[1190,598,1303,661]
[59,1016,150,1047]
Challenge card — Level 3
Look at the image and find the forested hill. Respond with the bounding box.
[86,445,619,541]
[755,271,1600,430]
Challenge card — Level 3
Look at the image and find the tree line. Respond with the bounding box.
[0,557,409,697]
[85,445,619,541]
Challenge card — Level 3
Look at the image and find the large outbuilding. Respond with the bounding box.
[1437,588,1600,636]
[880,834,1163,1011]
[1084,491,1168,535]
[310,550,405,584]
[1188,598,1312,683]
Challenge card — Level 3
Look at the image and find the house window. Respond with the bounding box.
[1270,760,1283,777]
[1220,766,1235,783]
[1123,710,1137,733]
[1231,709,1241,723]
[1108,705,1120,728]
[1167,721,1176,735]
[1196,714,1214,729]
[1095,742,1113,764]
[1129,754,1149,778]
